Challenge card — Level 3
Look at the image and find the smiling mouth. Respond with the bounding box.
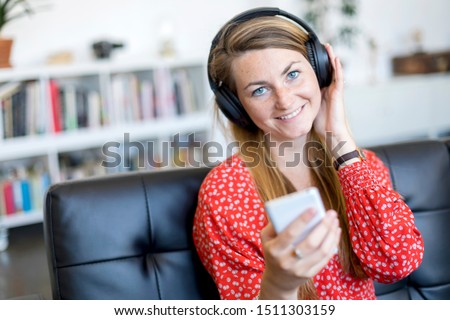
[276,105,304,120]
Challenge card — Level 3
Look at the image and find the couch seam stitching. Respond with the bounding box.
[140,176,162,299]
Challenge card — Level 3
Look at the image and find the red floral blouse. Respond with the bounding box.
[193,150,424,299]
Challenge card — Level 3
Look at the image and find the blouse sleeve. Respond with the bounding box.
[193,165,266,300]
[337,149,424,283]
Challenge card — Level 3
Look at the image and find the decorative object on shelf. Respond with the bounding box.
[92,40,124,59]
[0,0,50,68]
[0,37,12,68]
[301,0,359,48]
[46,50,74,65]
[392,50,450,75]
[411,29,424,54]
[158,20,176,58]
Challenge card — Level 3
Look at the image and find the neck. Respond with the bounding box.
[266,134,314,191]
[266,134,310,171]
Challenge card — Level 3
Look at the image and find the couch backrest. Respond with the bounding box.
[370,139,450,299]
[45,139,450,300]
[44,167,219,299]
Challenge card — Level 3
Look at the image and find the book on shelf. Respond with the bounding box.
[109,68,199,124]
[0,164,51,216]
[1,82,23,139]
[75,87,89,129]
[88,91,102,129]
[173,69,198,115]
[55,81,102,131]
[49,79,63,133]
[153,68,177,119]
[1,180,15,215]
[62,85,78,130]
[140,79,155,121]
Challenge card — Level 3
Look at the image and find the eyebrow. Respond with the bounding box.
[281,61,301,76]
[244,60,302,90]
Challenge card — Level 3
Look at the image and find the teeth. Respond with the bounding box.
[278,107,301,120]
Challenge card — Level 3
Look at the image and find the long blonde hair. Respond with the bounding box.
[209,16,367,299]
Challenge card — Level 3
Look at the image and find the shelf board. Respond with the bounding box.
[0,56,207,82]
[0,111,213,161]
[1,210,43,229]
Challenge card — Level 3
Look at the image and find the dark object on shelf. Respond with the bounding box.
[392,50,450,75]
[92,41,124,59]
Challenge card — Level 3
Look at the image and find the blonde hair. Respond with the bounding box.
[209,16,367,300]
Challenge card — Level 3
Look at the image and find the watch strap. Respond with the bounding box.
[333,149,364,170]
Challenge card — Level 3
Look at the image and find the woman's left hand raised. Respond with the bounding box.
[313,44,355,151]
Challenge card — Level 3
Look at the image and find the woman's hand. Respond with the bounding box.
[313,44,356,155]
[259,208,341,300]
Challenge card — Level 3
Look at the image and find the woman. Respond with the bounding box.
[193,8,423,300]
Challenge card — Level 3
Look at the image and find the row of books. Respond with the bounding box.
[0,81,47,139]
[56,132,209,180]
[0,68,201,140]
[0,166,51,216]
[110,68,199,124]
[49,80,103,132]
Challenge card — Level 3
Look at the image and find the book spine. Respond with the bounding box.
[21,179,32,212]
[2,181,15,215]
[49,80,63,133]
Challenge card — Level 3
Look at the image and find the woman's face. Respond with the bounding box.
[232,48,321,143]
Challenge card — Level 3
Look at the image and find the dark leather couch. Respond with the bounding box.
[44,139,450,299]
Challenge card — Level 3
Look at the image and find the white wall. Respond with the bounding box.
[5,0,299,67]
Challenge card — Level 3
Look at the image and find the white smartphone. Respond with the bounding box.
[265,187,326,245]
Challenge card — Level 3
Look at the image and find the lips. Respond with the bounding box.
[275,105,304,120]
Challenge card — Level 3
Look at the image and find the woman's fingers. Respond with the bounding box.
[261,207,341,291]
[325,43,344,90]
[270,208,317,253]
[293,210,339,255]
[264,207,339,262]
[301,225,342,277]
[291,218,342,278]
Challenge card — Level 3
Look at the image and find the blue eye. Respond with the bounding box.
[287,70,299,80]
[252,87,267,96]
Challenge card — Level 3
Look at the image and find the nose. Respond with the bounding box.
[274,86,294,110]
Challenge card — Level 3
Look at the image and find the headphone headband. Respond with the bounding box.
[208,7,331,131]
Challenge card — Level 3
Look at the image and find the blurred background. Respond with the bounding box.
[4,0,450,145]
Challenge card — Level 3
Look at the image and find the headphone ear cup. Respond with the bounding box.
[306,39,332,88]
[215,86,256,130]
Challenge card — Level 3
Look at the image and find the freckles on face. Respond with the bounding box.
[231,48,321,141]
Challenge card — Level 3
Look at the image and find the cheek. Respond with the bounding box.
[245,105,267,123]
[241,100,272,127]
[302,81,321,106]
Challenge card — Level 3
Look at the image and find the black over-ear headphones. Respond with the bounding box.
[207,7,332,131]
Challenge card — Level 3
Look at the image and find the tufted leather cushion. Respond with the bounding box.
[370,139,450,299]
[44,167,219,299]
[45,139,450,300]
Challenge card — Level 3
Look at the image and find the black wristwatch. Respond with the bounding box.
[333,148,366,170]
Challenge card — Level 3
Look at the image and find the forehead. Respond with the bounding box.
[231,48,306,82]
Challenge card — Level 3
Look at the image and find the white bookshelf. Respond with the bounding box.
[0,58,213,240]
